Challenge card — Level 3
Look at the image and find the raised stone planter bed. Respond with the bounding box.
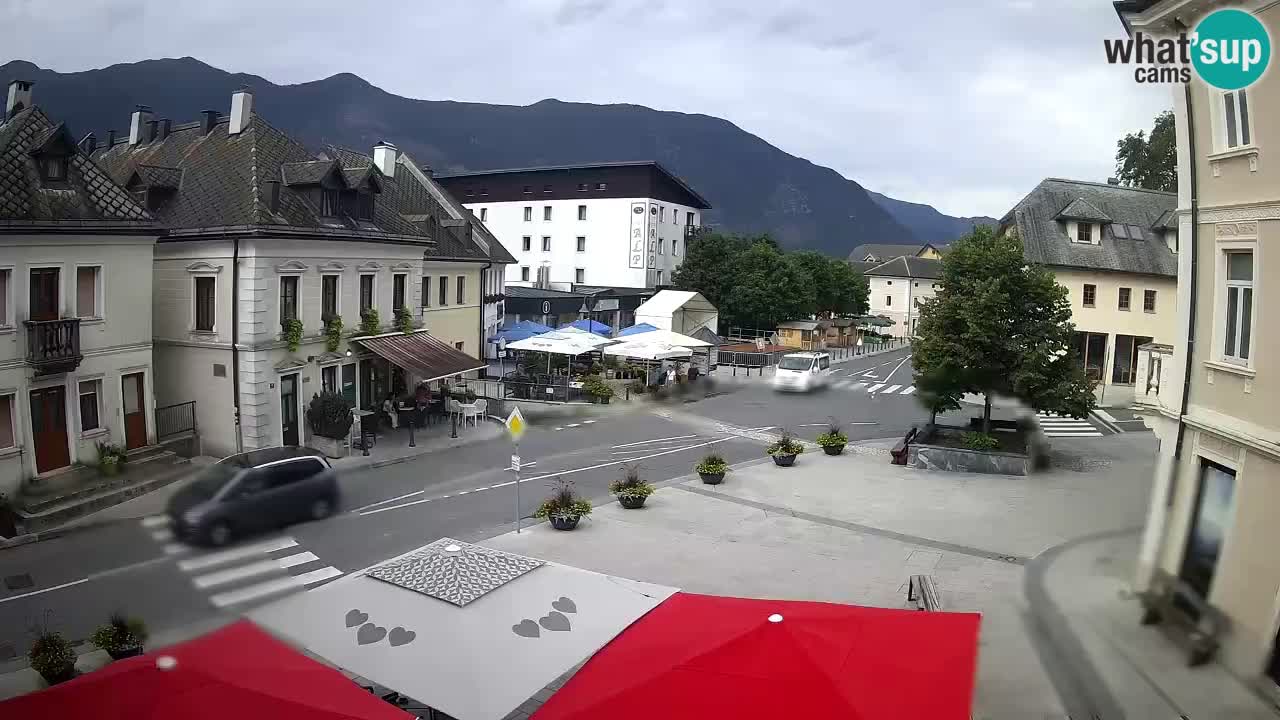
[907,421,1049,476]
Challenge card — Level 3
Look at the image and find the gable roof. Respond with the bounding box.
[0,106,152,229]
[999,178,1177,277]
[437,161,712,210]
[846,242,924,263]
[130,164,182,190]
[864,256,942,279]
[1054,197,1112,223]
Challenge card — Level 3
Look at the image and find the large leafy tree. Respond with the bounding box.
[725,241,816,328]
[1115,110,1177,192]
[827,259,870,317]
[671,232,750,310]
[912,225,1095,431]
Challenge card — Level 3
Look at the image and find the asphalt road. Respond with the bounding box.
[0,348,926,665]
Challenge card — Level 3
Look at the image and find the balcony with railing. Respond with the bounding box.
[1134,342,1175,416]
[683,225,713,239]
[24,318,82,375]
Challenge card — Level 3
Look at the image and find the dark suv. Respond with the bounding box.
[167,447,339,546]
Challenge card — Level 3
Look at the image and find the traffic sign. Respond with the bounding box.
[511,454,521,470]
[505,406,527,440]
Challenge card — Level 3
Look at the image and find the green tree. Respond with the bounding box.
[1115,110,1176,192]
[828,259,869,317]
[724,241,815,328]
[670,232,750,310]
[912,225,1095,432]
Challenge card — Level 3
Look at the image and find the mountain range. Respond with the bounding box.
[0,58,993,255]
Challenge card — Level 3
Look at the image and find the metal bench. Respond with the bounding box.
[907,574,943,611]
[1138,570,1224,666]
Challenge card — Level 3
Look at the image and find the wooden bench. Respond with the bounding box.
[1138,570,1224,666]
[907,574,943,611]
[890,426,919,465]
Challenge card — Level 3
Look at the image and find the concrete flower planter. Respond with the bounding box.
[699,472,725,485]
[311,435,346,459]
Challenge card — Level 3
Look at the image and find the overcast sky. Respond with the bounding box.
[7,0,1171,218]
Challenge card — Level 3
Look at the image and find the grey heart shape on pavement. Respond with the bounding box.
[539,611,571,632]
[388,627,416,647]
[551,597,577,614]
[357,623,387,645]
[513,619,540,638]
[345,609,369,628]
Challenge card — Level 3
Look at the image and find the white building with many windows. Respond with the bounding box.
[0,83,159,497]
[436,162,711,290]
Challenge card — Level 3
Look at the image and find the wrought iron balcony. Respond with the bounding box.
[24,318,82,375]
[684,224,713,239]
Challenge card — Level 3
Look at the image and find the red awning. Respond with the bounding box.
[532,592,982,720]
[356,330,486,383]
[0,620,410,720]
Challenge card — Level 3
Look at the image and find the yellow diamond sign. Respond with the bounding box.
[505,406,527,441]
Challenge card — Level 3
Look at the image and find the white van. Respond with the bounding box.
[772,352,831,392]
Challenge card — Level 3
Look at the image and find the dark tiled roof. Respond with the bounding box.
[864,256,942,279]
[1054,197,1112,223]
[505,285,583,299]
[281,160,337,186]
[437,160,712,210]
[93,114,431,242]
[132,164,182,189]
[847,260,880,275]
[0,107,152,227]
[1000,178,1177,277]
[847,242,923,263]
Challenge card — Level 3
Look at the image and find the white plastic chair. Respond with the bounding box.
[473,399,488,422]
[448,398,462,424]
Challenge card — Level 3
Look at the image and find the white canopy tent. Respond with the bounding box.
[251,538,677,720]
[505,330,612,356]
[604,337,694,361]
[618,326,712,349]
[633,290,719,335]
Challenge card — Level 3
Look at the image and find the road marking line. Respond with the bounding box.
[582,420,596,424]
[150,528,173,542]
[868,384,886,392]
[458,490,471,495]
[852,382,868,390]
[554,427,564,431]
[208,566,342,608]
[612,434,697,449]
[902,386,916,395]
[352,490,426,513]
[141,515,168,528]
[883,384,902,394]
[178,537,298,573]
[1045,432,1103,437]
[193,551,319,589]
[566,423,580,428]
[492,481,515,488]
[881,354,911,385]
[163,543,188,556]
[360,435,748,517]
[0,578,89,604]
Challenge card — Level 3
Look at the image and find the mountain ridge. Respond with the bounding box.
[1,57,987,255]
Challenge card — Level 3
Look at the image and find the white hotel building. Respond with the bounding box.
[436,162,711,290]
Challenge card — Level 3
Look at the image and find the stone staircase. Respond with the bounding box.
[14,446,193,534]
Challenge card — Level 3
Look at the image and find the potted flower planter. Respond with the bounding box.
[107,646,143,661]
[99,460,120,477]
[699,472,725,485]
[311,434,346,459]
[549,515,581,531]
[771,454,797,467]
[29,632,77,686]
[618,494,646,509]
[822,444,846,456]
[37,664,76,686]
[816,423,848,458]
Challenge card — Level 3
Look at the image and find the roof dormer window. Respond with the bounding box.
[40,155,67,183]
[322,189,341,217]
[356,192,374,220]
[1075,222,1092,244]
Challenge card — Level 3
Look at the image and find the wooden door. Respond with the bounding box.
[121,372,147,450]
[280,373,300,446]
[29,386,70,473]
[29,268,59,321]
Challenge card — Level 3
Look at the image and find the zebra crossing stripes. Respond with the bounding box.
[140,516,345,609]
[1036,413,1104,438]
[829,379,915,396]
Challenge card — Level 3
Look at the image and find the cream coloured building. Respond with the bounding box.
[863,256,941,339]
[93,90,501,457]
[1120,0,1280,695]
[998,178,1179,407]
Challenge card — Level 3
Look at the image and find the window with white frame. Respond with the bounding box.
[672,239,679,256]
[576,236,586,252]
[79,379,101,433]
[521,266,530,282]
[522,236,532,252]
[194,276,216,332]
[523,206,532,222]
[575,268,585,284]
[1221,88,1252,149]
[321,365,337,394]
[1223,250,1254,364]
[543,206,552,221]
[76,266,102,318]
[0,268,10,327]
[1075,223,1093,244]
[420,276,430,309]
[577,205,587,221]
[541,236,551,252]
[0,393,13,450]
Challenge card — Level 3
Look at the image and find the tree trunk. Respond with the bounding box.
[982,395,992,434]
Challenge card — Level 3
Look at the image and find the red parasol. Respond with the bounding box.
[532,592,981,720]
[0,620,410,720]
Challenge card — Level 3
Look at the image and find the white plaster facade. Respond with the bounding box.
[866,275,939,339]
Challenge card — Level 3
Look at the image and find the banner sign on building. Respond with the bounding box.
[647,203,658,268]
[629,203,646,269]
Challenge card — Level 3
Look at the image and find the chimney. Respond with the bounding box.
[373,141,397,177]
[146,119,160,143]
[201,109,219,135]
[129,105,153,145]
[421,165,434,178]
[79,132,97,154]
[265,180,281,213]
[5,79,32,120]
[107,129,117,147]
[159,119,172,140]
[1107,177,1120,185]
[229,88,253,135]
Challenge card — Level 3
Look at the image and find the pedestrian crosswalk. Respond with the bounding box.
[141,516,344,609]
[1036,413,1105,438]
[829,379,916,396]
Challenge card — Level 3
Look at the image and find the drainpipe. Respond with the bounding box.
[479,261,492,368]
[232,236,243,453]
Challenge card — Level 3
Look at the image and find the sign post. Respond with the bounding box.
[505,407,528,532]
